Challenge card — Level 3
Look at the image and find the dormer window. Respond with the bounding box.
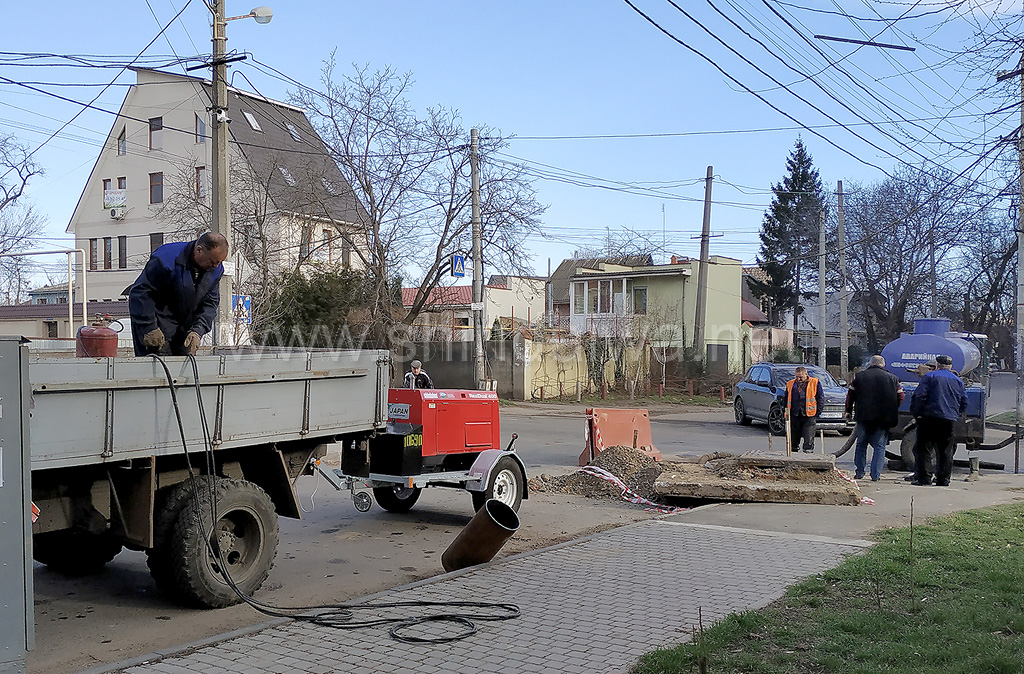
[278,166,296,186]
[286,123,301,142]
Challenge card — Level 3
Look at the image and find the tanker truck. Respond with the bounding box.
[879,318,987,470]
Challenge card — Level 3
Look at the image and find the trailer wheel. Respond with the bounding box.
[146,475,216,595]
[33,530,122,575]
[767,404,787,436]
[373,485,422,513]
[472,457,524,512]
[170,478,278,608]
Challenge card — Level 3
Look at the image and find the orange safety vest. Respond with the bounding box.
[786,377,819,416]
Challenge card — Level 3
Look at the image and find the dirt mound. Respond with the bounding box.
[529,445,660,500]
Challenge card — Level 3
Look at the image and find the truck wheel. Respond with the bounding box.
[472,457,524,512]
[734,398,752,425]
[33,530,122,575]
[170,478,278,608]
[147,476,216,595]
[373,485,422,513]
[767,404,787,437]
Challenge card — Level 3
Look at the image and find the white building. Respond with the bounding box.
[67,68,365,317]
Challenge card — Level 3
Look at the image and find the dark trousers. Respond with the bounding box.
[914,416,955,485]
[790,414,817,453]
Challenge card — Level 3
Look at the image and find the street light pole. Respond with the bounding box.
[211,1,231,345]
[471,128,485,389]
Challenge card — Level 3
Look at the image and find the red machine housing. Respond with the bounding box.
[386,388,500,456]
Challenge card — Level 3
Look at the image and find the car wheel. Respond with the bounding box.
[767,404,786,436]
[734,398,751,425]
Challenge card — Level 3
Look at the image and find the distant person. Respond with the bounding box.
[786,366,824,453]
[403,360,434,389]
[845,355,904,481]
[909,354,967,486]
[128,232,228,356]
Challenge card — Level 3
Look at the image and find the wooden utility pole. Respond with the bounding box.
[211,0,231,344]
[471,128,485,388]
[693,166,713,363]
[837,181,850,378]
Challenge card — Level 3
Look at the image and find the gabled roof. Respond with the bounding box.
[402,286,473,308]
[0,300,129,320]
[549,255,653,304]
[741,299,769,323]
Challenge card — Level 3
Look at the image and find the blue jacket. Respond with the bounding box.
[910,368,967,422]
[128,241,223,356]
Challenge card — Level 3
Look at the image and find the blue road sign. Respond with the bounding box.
[232,294,252,324]
[451,254,466,278]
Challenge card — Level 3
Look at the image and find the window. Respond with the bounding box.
[37,298,47,305]
[323,229,333,262]
[242,110,262,131]
[103,237,112,269]
[102,178,111,192]
[117,126,126,155]
[573,282,585,314]
[612,279,624,313]
[587,280,599,314]
[299,228,311,260]
[118,236,127,269]
[341,236,351,268]
[148,117,163,150]
[150,232,164,254]
[44,321,58,339]
[196,166,207,199]
[286,123,301,142]
[278,166,296,186]
[195,113,206,144]
[149,172,163,204]
[631,286,647,315]
[118,176,126,190]
[599,280,611,314]
[89,238,98,270]
[321,176,336,194]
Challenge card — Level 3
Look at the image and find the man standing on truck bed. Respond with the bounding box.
[128,232,228,356]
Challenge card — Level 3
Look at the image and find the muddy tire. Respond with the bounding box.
[373,485,422,513]
[734,398,751,425]
[767,404,787,437]
[33,530,122,575]
[170,478,278,608]
[900,428,917,471]
[472,456,525,512]
[147,476,215,595]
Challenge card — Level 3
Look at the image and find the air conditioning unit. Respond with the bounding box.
[110,207,126,220]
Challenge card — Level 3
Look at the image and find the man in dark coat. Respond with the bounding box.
[845,355,904,481]
[909,354,967,486]
[128,232,228,356]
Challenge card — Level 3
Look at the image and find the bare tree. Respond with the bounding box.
[0,134,44,302]
[843,165,978,348]
[291,59,546,343]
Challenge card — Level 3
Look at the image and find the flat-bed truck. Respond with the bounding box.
[25,346,526,608]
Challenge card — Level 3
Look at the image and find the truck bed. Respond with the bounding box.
[29,348,389,471]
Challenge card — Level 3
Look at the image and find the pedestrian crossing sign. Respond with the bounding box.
[232,294,252,324]
[451,254,466,278]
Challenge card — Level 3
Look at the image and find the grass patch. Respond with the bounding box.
[632,503,1024,674]
[987,410,1019,426]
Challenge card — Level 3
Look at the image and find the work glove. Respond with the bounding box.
[184,331,202,356]
[143,328,166,351]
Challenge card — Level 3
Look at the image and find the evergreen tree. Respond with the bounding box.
[750,138,827,328]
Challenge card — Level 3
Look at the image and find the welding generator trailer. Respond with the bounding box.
[318,387,529,515]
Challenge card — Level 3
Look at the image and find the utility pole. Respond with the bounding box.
[837,181,850,379]
[693,166,713,364]
[471,128,485,389]
[818,209,826,368]
[211,0,232,345]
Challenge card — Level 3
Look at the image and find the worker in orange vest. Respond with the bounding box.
[786,366,824,453]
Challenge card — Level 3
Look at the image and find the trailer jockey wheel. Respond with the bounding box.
[373,485,422,513]
[352,490,373,512]
[472,457,525,513]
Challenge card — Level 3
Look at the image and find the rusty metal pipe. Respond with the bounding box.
[441,499,520,573]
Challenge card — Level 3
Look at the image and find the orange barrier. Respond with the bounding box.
[579,408,662,466]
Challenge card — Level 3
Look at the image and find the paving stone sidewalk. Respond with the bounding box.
[95,521,871,674]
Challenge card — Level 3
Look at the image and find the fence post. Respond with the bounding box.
[719,386,726,403]
[540,386,544,402]
[601,381,607,399]
[688,380,694,400]
[576,381,582,402]
[659,383,664,398]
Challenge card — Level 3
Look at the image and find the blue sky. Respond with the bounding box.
[1,1,1018,284]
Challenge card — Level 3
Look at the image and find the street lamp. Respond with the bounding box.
[210,3,272,346]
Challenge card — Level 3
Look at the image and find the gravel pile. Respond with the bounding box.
[529,445,661,500]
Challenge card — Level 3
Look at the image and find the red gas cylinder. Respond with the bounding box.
[76,314,119,357]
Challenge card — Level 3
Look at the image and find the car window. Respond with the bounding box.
[743,367,759,384]
[754,366,771,385]
[771,365,838,387]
